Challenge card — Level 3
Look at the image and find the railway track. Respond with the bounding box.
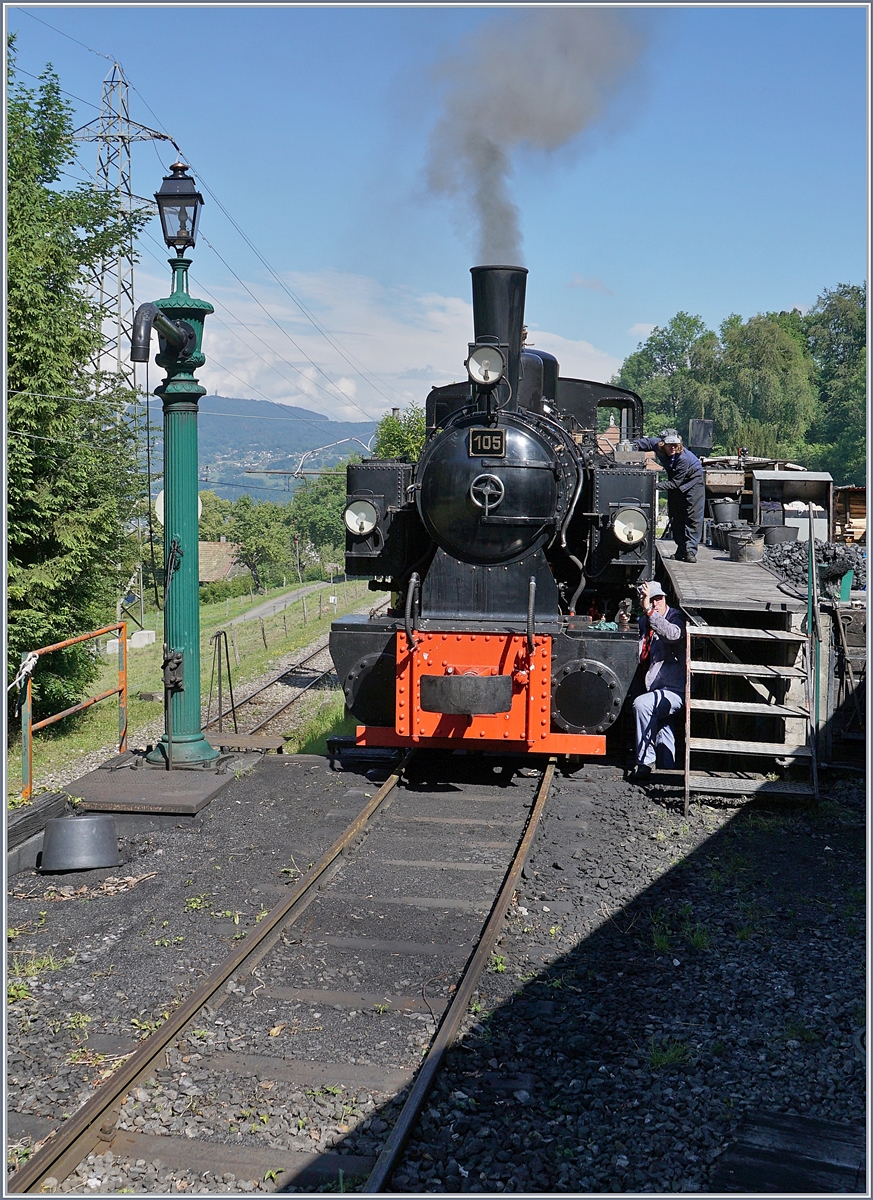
[8,753,557,1194]
[203,643,336,738]
[203,601,389,740]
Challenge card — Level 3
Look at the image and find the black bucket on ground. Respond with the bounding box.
[40,815,121,872]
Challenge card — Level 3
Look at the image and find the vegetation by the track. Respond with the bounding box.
[289,691,357,756]
[6,580,381,803]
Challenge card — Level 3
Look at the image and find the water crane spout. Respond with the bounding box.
[130,302,192,362]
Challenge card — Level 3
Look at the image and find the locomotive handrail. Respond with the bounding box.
[527,577,536,653]
[16,623,128,802]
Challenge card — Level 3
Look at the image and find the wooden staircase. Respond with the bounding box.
[683,619,817,813]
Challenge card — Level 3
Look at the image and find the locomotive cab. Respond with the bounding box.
[330,265,656,757]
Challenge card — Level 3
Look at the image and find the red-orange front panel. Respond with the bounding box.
[355,726,606,756]
[396,631,548,745]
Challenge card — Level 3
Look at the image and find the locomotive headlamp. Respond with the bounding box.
[612,506,648,546]
[344,499,379,536]
[466,343,507,389]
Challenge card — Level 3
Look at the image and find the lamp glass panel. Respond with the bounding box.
[159,199,200,247]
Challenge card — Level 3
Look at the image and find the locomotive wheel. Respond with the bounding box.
[551,658,623,734]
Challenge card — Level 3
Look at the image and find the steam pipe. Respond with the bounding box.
[130,302,188,362]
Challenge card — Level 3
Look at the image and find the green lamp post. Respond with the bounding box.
[131,162,218,767]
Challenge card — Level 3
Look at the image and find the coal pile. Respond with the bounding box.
[764,540,867,595]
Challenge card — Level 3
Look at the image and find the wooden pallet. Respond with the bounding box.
[204,734,286,752]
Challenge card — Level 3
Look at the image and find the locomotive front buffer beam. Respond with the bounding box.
[330,616,640,757]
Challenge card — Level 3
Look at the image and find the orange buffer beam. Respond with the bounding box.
[355,726,606,756]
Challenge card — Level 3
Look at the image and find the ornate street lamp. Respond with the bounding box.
[155,160,205,252]
[131,163,217,768]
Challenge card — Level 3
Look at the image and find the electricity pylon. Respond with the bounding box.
[76,62,181,621]
[76,61,180,386]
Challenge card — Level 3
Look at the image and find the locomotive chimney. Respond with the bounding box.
[470,265,528,410]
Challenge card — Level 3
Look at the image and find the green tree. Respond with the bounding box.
[716,311,817,459]
[198,490,234,541]
[372,403,426,460]
[286,468,349,570]
[803,284,866,484]
[7,48,148,718]
[227,495,291,592]
[615,306,821,460]
[614,313,723,437]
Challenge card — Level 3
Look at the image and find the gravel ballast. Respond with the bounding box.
[390,766,866,1193]
[7,757,865,1193]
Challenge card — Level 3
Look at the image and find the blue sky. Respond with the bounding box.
[7,4,869,423]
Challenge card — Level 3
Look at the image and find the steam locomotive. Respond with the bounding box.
[329,265,656,757]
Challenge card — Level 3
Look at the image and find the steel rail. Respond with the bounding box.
[8,758,411,1195]
[201,645,328,730]
[364,757,557,1193]
[247,667,336,733]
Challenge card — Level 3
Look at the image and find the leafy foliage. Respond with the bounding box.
[7,48,149,718]
[613,287,865,481]
[372,403,426,460]
[195,464,350,594]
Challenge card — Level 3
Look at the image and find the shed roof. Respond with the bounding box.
[199,541,242,583]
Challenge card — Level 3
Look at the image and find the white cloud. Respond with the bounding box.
[567,274,614,295]
[629,322,656,337]
[132,265,622,419]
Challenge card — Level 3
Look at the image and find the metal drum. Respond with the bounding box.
[710,497,740,523]
[763,524,799,546]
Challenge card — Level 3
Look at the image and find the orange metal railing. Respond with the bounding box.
[17,623,128,802]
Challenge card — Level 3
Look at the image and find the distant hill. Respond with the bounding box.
[145,394,377,501]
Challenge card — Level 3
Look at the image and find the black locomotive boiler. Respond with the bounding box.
[330,265,656,757]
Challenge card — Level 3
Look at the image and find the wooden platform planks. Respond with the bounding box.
[689,737,811,757]
[688,626,805,641]
[710,1111,865,1193]
[690,698,809,718]
[688,659,806,678]
[657,542,806,612]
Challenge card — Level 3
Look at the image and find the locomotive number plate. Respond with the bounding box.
[469,428,505,457]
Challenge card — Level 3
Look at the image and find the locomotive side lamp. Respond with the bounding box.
[344,499,379,536]
[612,506,648,546]
[155,161,204,252]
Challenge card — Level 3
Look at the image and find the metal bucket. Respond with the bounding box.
[763,524,798,546]
[710,497,740,523]
[730,534,764,563]
[40,815,121,872]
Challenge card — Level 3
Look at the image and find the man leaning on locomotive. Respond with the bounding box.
[628,580,685,782]
[631,428,705,564]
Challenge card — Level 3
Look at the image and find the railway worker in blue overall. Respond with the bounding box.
[631,428,705,563]
[628,580,685,782]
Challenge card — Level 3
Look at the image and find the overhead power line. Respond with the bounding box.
[14,21,399,424]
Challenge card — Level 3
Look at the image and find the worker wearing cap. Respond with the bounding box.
[629,580,685,782]
[631,428,705,563]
